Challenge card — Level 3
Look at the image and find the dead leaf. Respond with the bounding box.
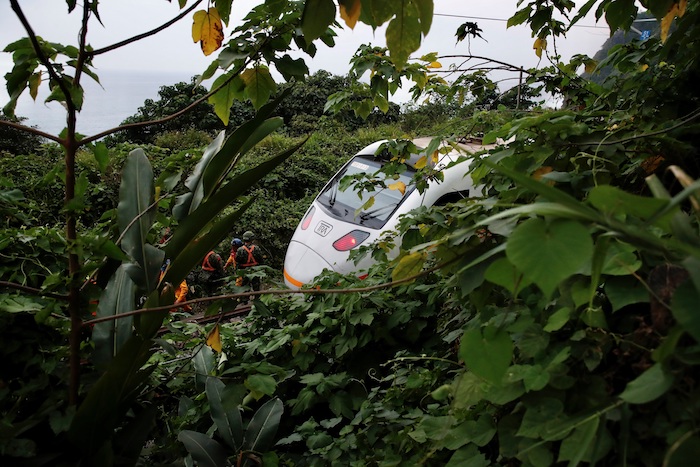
[660,1,686,43]
[427,61,442,69]
[339,0,361,29]
[388,181,406,195]
[192,8,224,56]
[533,37,547,58]
[206,324,223,352]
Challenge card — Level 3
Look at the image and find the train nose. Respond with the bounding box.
[283,240,335,289]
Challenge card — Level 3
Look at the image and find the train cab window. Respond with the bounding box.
[317,156,415,229]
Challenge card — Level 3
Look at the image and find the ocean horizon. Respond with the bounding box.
[12,69,199,139]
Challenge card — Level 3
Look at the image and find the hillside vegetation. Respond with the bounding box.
[3,0,700,466]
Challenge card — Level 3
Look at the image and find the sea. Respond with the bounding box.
[11,69,199,138]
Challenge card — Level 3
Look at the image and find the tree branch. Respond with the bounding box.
[0,281,70,300]
[10,0,76,141]
[88,0,205,57]
[0,119,63,144]
[82,254,462,327]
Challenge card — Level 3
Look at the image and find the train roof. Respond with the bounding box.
[357,137,495,169]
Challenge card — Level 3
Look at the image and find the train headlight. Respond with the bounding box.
[301,206,315,230]
[332,230,370,251]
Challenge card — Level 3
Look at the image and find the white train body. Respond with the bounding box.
[283,137,490,289]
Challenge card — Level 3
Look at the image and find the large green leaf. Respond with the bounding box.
[671,280,700,343]
[118,149,162,292]
[178,430,228,467]
[173,131,226,220]
[301,0,336,41]
[68,336,154,458]
[459,326,513,385]
[92,265,136,369]
[506,218,593,299]
[360,0,396,27]
[557,416,600,465]
[587,185,672,230]
[241,66,277,110]
[173,91,289,222]
[242,398,284,453]
[206,377,244,452]
[619,363,674,404]
[484,257,532,296]
[202,117,284,196]
[208,72,245,125]
[274,54,310,81]
[385,1,421,69]
[414,0,434,36]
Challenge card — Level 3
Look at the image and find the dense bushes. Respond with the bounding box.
[0,115,44,155]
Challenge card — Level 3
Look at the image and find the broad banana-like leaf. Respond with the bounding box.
[201,116,283,196]
[113,406,157,465]
[68,335,155,459]
[173,91,290,220]
[164,139,306,284]
[92,264,136,368]
[241,398,283,453]
[134,280,173,339]
[118,149,161,293]
[178,430,228,467]
[173,131,226,220]
[206,377,244,452]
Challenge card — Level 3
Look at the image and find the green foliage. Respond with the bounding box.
[0,115,44,155]
[6,0,700,466]
[112,78,231,145]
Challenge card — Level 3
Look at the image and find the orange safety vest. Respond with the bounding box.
[238,245,259,267]
[202,251,219,272]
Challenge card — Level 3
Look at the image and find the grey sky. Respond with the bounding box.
[1,1,611,107]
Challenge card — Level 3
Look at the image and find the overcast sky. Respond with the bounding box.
[0,0,611,114]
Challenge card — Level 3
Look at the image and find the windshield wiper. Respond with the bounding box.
[329,182,338,206]
[359,203,398,221]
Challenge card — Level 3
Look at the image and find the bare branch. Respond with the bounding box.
[0,118,63,144]
[438,54,529,75]
[83,256,458,327]
[0,281,70,301]
[89,0,205,57]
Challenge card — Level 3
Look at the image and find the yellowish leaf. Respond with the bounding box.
[533,37,547,58]
[361,195,375,211]
[430,150,439,165]
[584,60,597,74]
[206,324,223,353]
[388,180,406,195]
[392,251,426,283]
[339,0,361,29]
[660,1,686,43]
[415,155,427,169]
[192,8,224,56]
[29,71,41,100]
[640,64,649,72]
[427,61,442,69]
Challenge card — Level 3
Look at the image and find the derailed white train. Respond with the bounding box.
[283,137,492,289]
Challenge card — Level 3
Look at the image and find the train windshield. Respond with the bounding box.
[317,156,415,229]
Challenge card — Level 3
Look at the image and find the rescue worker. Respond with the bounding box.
[225,237,243,270]
[159,259,191,312]
[201,250,225,295]
[235,231,264,291]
